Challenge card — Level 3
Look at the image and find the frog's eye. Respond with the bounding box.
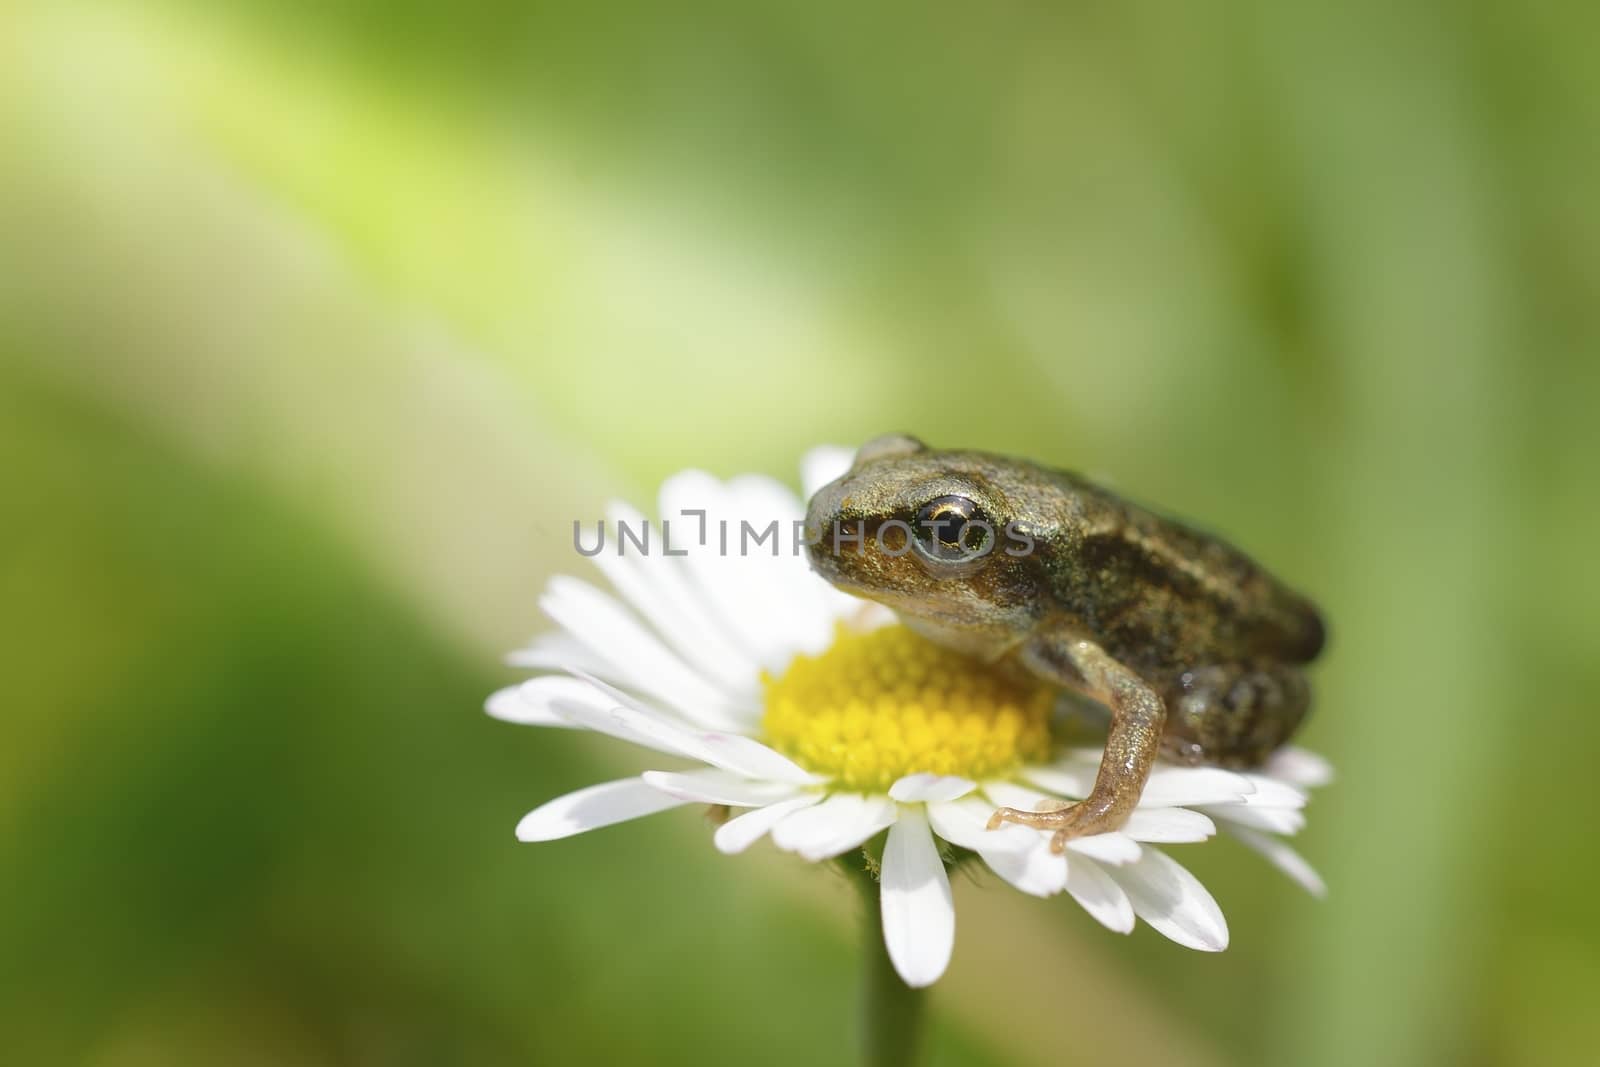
[913,495,994,563]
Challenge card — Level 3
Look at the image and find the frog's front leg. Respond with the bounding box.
[987,635,1165,852]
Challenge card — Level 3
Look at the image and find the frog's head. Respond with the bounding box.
[805,434,1043,634]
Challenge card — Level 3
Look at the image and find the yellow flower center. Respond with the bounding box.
[761,625,1055,792]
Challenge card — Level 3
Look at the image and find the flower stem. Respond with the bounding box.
[846,858,928,1067]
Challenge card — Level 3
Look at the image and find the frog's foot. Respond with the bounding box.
[986,795,1129,853]
[1002,635,1168,852]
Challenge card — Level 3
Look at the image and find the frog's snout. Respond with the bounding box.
[806,520,866,575]
[803,480,862,584]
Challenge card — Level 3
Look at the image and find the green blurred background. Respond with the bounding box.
[3,2,1597,1064]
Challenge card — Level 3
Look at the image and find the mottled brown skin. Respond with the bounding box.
[805,434,1324,851]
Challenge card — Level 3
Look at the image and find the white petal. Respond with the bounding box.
[573,673,823,785]
[800,444,855,497]
[505,631,612,675]
[880,808,955,989]
[485,683,576,727]
[641,769,800,807]
[533,678,703,758]
[1266,746,1335,789]
[515,778,687,841]
[981,779,1062,813]
[714,795,823,854]
[1226,826,1327,898]
[506,675,641,730]
[659,471,816,670]
[927,799,1066,897]
[1110,849,1229,951]
[692,730,825,786]
[1065,833,1143,866]
[1235,774,1309,810]
[770,793,898,861]
[727,473,840,656]
[540,576,744,730]
[981,841,1070,898]
[588,500,760,697]
[1122,807,1217,844]
[1020,764,1095,799]
[1042,752,1258,808]
[889,774,977,803]
[1139,765,1256,807]
[1065,857,1136,934]
[843,600,899,628]
[1202,803,1306,835]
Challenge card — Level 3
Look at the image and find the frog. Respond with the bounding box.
[803,433,1325,851]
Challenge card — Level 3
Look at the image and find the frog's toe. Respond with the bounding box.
[986,806,1032,831]
[985,803,1071,833]
[988,798,1130,850]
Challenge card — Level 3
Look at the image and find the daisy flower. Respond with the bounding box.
[488,447,1330,988]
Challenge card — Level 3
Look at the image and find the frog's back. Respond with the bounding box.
[1031,466,1325,676]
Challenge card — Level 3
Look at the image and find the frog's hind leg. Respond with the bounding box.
[1161,662,1310,768]
[986,636,1165,852]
